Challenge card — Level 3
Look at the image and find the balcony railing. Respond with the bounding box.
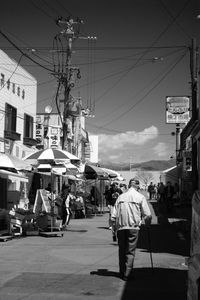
[4,130,21,141]
[23,137,37,147]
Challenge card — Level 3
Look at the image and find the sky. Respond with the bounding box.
[0,0,199,165]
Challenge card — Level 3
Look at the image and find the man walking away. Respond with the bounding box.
[111,178,152,281]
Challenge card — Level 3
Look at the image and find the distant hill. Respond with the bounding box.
[100,159,176,171]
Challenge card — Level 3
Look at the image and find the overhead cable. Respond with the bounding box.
[88,49,188,131]
[0,29,54,73]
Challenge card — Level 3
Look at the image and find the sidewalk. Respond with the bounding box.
[0,200,189,300]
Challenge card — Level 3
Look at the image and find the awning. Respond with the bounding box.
[101,167,118,178]
[6,154,33,171]
[0,169,28,182]
[84,164,109,180]
[101,168,124,181]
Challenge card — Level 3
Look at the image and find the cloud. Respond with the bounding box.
[153,142,168,157]
[97,126,159,163]
[98,126,158,151]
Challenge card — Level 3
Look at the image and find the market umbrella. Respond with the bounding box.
[23,148,80,163]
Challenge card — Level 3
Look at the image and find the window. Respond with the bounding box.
[7,79,10,90]
[17,86,20,96]
[5,103,17,132]
[22,89,25,99]
[24,114,33,138]
[12,83,15,94]
[1,73,5,87]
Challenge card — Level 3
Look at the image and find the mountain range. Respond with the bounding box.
[99,159,176,171]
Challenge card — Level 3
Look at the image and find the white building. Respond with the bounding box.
[0,50,37,158]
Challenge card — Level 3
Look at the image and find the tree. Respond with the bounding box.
[135,170,154,190]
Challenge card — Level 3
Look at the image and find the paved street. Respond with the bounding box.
[0,196,190,300]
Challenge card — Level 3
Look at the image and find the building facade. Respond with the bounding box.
[0,50,37,158]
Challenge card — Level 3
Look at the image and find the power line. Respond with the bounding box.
[83,1,191,113]
[0,54,24,91]
[87,49,188,131]
[0,45,187,51]
[96,49,187,121]
[0,29,54,73]
[29,0,56,21]
[159,0,192,41]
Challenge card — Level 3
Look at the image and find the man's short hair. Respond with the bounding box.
[129,178,140,186]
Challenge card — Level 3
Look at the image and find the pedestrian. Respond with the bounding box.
[119,183,127,193]
[107,182,122,240]
[111,177,152,281]
[147,182,154,200]
[164,181,174,214]
[61,184,75,229]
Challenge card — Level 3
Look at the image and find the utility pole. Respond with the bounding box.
[54,17,82,151]
[190,38,199,190]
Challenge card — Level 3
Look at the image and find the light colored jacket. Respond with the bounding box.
[111,187,151,231]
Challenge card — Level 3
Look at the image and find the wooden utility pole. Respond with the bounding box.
[190,38,199,190]
[55,17,82,151]
[190,38,198,121]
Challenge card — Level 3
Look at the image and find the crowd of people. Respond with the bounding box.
[147,180,179,213]
[47,178,182,282]
[46,178,181,281]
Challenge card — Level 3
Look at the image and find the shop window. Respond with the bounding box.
[24,113,33,138]
[1,73,5,87]
[12,83,15,94]
[5,103,17,132]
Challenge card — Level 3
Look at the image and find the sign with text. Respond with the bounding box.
[35,116,44,147]
[166,96,190,124]
[48,126,60,148]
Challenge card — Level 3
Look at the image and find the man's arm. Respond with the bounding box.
[141,196,152,225]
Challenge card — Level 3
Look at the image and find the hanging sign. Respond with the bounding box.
[166,96,190,124]
[36,116,44,147]
[49,126,60,148]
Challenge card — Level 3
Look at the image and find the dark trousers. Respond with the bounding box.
[117,229,139,277]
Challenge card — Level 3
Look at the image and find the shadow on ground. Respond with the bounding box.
[90,267,187,300]
[121,267,187,300]
[137,200,191,256]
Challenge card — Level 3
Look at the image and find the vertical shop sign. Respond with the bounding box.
[49,126,60,148]
[36,116,44,148]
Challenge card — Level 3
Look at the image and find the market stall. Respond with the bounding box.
[83,164,109,215]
